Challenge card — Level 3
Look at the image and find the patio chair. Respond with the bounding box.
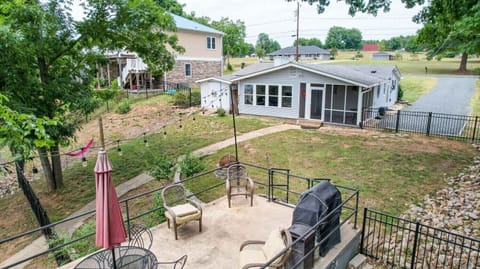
[126,223,153,249]
[161,184,202,240]
[156,255,188,269]
[226,164,254,208]
[239,228,292,269]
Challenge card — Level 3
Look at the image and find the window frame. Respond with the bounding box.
[207,36,216,50]
[244,84,254,105]
[185,63,192,77]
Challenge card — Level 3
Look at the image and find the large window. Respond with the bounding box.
[244,84,253,105]
[256,85,266,105]
[244,84,292,108]
[185,63,191,77]
[207,36,216,49]
[268,85,279,107]
[281,86,292,107]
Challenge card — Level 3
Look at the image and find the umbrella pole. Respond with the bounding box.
[111,248,117,269]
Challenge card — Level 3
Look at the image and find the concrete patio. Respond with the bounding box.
[60,195,293,269]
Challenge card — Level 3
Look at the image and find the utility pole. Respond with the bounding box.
[295,0,300,62]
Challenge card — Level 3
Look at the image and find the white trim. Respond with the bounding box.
[185,63,192,77]
[196,77,232,84]
[175,56,222,62]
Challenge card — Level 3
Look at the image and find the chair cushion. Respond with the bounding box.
[262,228,286,264]
[239,249,266,268]
[170,204,199,217]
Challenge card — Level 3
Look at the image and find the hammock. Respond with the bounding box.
[66,139,94,157]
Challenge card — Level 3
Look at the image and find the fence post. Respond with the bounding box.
[189,88,192,108]
[360,207,368,255]
[286,170,290,204]
[395,110,401,133]
[472,116,478,143]
[410,221,421,269]
[426,112,432,136]
[268,169,272,202]
[125,201,131,240]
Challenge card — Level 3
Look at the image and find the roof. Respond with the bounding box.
[363,44,380,51]
[268,46,330,56]
[372,51,392,56]
[171,14,223,35]
[198,62,399,88]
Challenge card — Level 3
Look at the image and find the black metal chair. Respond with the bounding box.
[126,223,153,250]
[156,255,188,269]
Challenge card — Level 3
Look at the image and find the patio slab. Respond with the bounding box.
[59,195,294,269]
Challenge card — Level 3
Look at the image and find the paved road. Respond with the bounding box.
[404,75,478,115]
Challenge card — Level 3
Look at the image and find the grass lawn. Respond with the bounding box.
[471,80,480,115]
[399,76,438,103]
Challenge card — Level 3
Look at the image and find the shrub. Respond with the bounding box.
[173,92,189,107]
[180,152,205,178]
[191,91,201,106]
[149,154,175,180]
[150,192,166,225]
[116,98,131,114]
[398,84,404,101]
[227,63,233,71]
[217,108,226,117]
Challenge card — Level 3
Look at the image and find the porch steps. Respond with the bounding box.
[299,120,323,129]
[348,254,370,269]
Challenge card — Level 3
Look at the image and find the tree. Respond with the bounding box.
[325,26,362,50]
[211,18,248,64]
[255,33,281,57]
[295,37,323,48]
[414,0,480,72]
[0,0,183,191]
[154,0,184,15]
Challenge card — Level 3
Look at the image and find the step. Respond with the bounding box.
[348,254,367,269]
[299,121,323,129]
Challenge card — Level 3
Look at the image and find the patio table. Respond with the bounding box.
[74,246,157,269]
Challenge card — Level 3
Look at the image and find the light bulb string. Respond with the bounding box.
[0,111,198,166]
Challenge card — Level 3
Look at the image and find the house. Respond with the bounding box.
[99,14,224,90]
[372,52,395,61]
[198,62,401,126]
[268,46,331,62]
[363,44,380,52]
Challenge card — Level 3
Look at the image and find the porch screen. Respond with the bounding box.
[324,85,359,125]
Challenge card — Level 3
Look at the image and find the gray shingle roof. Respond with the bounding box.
[171,14,223,35]
[268,46,330,56]
[198,62,399,88]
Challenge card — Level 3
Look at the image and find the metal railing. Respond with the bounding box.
[0,162,359,269]
[361,208,480,269]
[361,108,480,143]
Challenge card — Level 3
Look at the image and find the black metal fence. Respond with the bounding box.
[361,208,480,269]
[361,108,480,143]
[0,162,359,269]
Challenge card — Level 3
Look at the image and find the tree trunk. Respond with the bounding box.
[459,52,468,72]
[50,144,64,189]
[38,147,56,191]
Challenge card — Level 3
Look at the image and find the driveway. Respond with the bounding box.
[375,75,478,136]
[404,75,478,115]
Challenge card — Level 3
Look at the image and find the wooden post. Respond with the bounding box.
[99,117,105,149]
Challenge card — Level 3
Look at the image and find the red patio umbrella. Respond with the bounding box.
[95,149,127,267]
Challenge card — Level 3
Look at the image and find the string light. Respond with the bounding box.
[143,133,149,147]
[117,140,123,156]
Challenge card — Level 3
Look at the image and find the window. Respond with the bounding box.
[185,63,191,77]
[244,84,253,105]
[268,85,279,107]
[207,36,216,49]
[256,85,266,105]
[281,86,292,107]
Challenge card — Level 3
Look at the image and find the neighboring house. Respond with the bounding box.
[372,52,395,61]
[268,46,331,62]
[99,14,224,90]
[197,62,400,126]
[363,44,380,52]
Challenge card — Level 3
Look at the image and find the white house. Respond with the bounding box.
[197,62,401,126]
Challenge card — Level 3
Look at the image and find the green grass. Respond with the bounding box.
[399,76,438,103]
[470,80,480,115]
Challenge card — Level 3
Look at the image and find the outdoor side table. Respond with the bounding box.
[74,246,158,269]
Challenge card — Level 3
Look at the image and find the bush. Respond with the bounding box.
[398,84,404,101]
[217,108,226,117]
[149,154,175,180]
[116,98,131,114]
[191,91,201,106]
[173,92,189,107]
[151,192,166,224]
[227,63,233,71]
[180,152,205,178]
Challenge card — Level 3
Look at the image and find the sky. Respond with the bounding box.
[177,0,425,48]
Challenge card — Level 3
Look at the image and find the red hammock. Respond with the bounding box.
[67,139,94,157]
